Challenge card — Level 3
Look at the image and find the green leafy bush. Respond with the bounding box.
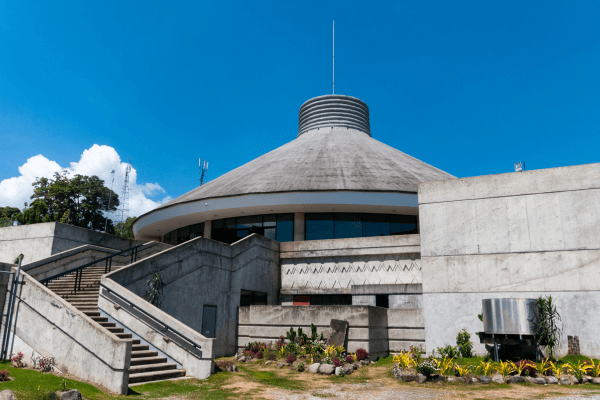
[456,329,473,358]
[437,345,460,359]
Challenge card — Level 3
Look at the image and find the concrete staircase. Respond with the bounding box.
[44,257,186,386]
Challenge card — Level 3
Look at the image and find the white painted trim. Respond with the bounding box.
[134,191,418,238]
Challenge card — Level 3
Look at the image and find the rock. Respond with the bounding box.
[308,363,321,374]
[569,376,579,385]
[446,376,458,383]
[351,363,358,370]
[290,367,296,371]
[0,391,17,400]
[479,376,491,384]
[356,363,362,368]
[342,364,354,376]
[360,360,369,366]
[370,361,376,365]
[581,377,590,384]
[318,364,336,375]
[416,373,427,383]
[335,367,342,376]
[278,364,285,369]
[491,374,505,384]
[547,376,559,384]
[431,375,446,383]
[326,319,349,347]
[559,377,571,385]
[456,377,466,383]
[525,377,535,384]
[507,375,525,384]
[534,377,546,385]
[592,377,600,384]
[234,353,243,361]
[468,377,479,384]
[401,372,416,382]
[60,390,82,400]
[265,361,272,365]
[231,365,239,372]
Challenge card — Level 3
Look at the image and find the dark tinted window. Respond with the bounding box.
[391,215,418,235]
[335,213,362,239]
[305,213,334,240]
[363,214,390,237]
[276,214,294,242]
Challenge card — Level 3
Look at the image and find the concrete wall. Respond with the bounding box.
[3,269,131,393]
[106,234,280,357]
[0,222,146,265]
[419,162,600,357]
[280,235,421,296]
[237,305,390,359]
[99,278,215,379]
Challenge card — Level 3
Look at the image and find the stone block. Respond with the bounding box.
[401,372,416,382]
[416,373,427,383]
[507,375,525,384]
[558,377,571,385]
[592,377,600,384]
[318,364,335,375]
[446,376,457,383]
[479,375,491,384]
[60,390,82,400]
[0,391,16,400]
[342,364,354,375]
[547,376,558,384]
[468,377,479,384]
[326,319,348,347]
[334,367,341,376]
[491,374,505,384]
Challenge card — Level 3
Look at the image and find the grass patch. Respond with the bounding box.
[559,355,600,365]
[240,366,306,391]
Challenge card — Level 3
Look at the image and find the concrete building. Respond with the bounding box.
[1,93,598,393]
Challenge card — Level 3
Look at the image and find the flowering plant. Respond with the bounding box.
[11,352,24,368]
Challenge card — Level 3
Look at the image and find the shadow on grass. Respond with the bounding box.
[239,366,306,391]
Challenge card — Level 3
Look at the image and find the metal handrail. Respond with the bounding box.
[40,243,157,294]
[99,283,202,350]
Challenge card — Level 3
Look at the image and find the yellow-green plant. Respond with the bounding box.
[348,352,357,362]
[393,351,414,370]
[454,364,471,377]
[324,345,338,358]
[511,360,534,376]
[495,361,515,378]
[439,357,454,376]
[567,360,592,381]
[336,345,345,355]
[549,361,566,377]
[589,359,600,378]
[537,358,552,376]
[476,360,494,376]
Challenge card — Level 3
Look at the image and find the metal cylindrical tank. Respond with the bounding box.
[482,298,536,335]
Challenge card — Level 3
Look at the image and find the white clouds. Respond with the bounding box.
[0,144,170,219]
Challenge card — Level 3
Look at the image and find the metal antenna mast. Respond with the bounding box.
[199,158,209,186]
[119,159,131,223]
[104,169,115,232]
[333,20,335,94]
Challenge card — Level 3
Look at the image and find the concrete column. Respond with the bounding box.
[293,212,305,241]
[352,295,376,306]
[203,220,212,239]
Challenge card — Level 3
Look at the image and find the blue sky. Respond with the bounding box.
[1,1,599,214]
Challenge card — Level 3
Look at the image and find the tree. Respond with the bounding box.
[8,171,120,232]
[0,206,21,227]
[114,216,137,239]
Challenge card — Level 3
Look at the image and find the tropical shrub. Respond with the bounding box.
[454,364,471,377]
[216,360,234,371]
[256,351,264,359]
[267,351,277,361]
[333,358,342,367]
[416,359,438,377]
[393,351,415,370]
[533,295,562,360]
[437,345,460,359]
[456,329,473,358]
[286,354,296,364]
[475,360,493,376]
[356,348,369,361]
[410,345,424,363]
[346,355,354,363]
[514,360,537,376]
[297,362,305,372]
[0,370,9,382]
[567,360,592,381]
[537,358,552,376]
[589,359,600,378]
[495,360,515,378]
[10,352,24,368]
[439,357,454,376]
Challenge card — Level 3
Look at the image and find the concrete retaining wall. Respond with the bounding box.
[106,234,280,357]
[99,278,215,379]
[419,162,600,357]
[237,305,426,359]
[3,269,131,393]
[280,236,421,296]
[0,222,147,264]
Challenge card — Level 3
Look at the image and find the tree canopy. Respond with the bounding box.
[2,171,123,234]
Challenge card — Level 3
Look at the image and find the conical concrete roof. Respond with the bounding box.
[158,95,453,210]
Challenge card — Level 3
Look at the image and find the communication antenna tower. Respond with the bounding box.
[199,158,209,186]
[118,159,132,223]
[333,20,335,94]
[104,169,116,232]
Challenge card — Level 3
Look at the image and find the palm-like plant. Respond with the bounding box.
[476,361,494,376]
[454,364,471,377]
[393,351,415,370]
[439,357,454,376]
[567,360,592,381]
[589,359,600,378]
[495,361,515,378]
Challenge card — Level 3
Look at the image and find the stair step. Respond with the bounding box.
[132,339,140,345]
[128,363,176,374]
[84,311,100,317]
[116,333,132,339]
[131,350,158,358]
[106,327,124,333]
[128,369,186,384]
[129,356,167,366]
[132,344,149,351]
[99,322,116,328]
[91,316,108,323]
